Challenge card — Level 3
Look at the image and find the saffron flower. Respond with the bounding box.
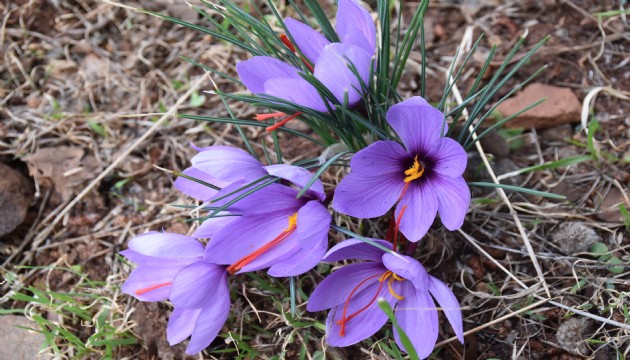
[236,0,375,112]
[121,232,230,355]
[332,97,470,242]
[204,181,331,277]
[307,239,464,358]
[174,145,325,239]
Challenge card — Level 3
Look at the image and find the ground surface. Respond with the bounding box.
[1,0,629,359]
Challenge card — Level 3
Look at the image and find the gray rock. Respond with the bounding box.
[0,315,50,360]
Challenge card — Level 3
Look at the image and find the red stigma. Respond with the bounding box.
[278,34,314,72]
[253,112,303,132]
[336,272,384,337]
[279,34,296,52]
[392,205,408,250]
[135,281,172,296]
[227,213,298,275]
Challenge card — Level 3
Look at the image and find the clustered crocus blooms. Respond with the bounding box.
[121,0,469,357]
[333,96,471,241]
[307,239,464,358]
[236,0,375,119]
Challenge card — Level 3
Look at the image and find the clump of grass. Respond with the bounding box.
[2,266,136,359]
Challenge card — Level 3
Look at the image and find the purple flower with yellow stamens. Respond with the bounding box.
[205,180,331,277]
[332,96,470,242]
[236,0,375,118]
[307,239,464,358]
[121,232,230,355]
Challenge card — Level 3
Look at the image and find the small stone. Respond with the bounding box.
[0,163,33,237]
[551,222,601,254]
[0,315,50,359]
[596,187,630,223]
[556,317,593,356]
[497,83,581,129]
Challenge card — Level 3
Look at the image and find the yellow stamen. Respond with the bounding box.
[404,155,425,183]
[388,278,404,300]
[379,271,405,300]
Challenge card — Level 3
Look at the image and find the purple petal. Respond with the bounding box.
[204,211,298,271]
[121,249,197,268]
[394,285,439,358]
[174,167,225,202]
[323,238,391,262]
[192,214,237,238]
[347,140,407,176]
[226,183,302,216]
[170,262,227,309]
[307,262,385,312]
[122,265,183,301]
[387,97,446,155]
[186,278,231,355]
[128,232,204,259]
[264,164,325,201]
[397,181,438,242]
[267,201,331,277]
[332,172,405,219]
[191,146,266,184]
[236,56,301,93]
[263,77,328,111]
[381,253,429,290]
[267,232,327,277]
[432,175,470,231]
[167,307,201,345]
[314,43,372,106]
[284,18,331,64]
[428,275,464,343]
[429,137,467,177]
[326,281,397,346]
[335,0,376,55]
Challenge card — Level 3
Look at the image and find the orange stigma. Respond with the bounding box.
[336,271,405,336]
[227,213,298,275]
[135,281,172,296]
[404,155,425,183]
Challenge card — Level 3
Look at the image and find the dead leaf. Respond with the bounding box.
[24,147,101,201]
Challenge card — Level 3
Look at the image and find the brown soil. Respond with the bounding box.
[1,0,628,359]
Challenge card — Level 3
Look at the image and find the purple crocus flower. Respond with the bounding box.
[332,97,470,242]
[307,239,464,358]
[121,232,230,355]
[205,180,331,277]
[236,0,375,112]
[174,144,329,242]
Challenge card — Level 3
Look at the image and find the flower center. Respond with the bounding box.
[226,212,298,275]
[336,270,405,336]
[403,155,425,183]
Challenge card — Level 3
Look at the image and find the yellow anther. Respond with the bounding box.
[379,271,393,282]
[404,155,425,183]
[387,278,404,300]
[391,273,404,282]
[285,213,298,231]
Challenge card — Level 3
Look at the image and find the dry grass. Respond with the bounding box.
[1,0,629,359]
